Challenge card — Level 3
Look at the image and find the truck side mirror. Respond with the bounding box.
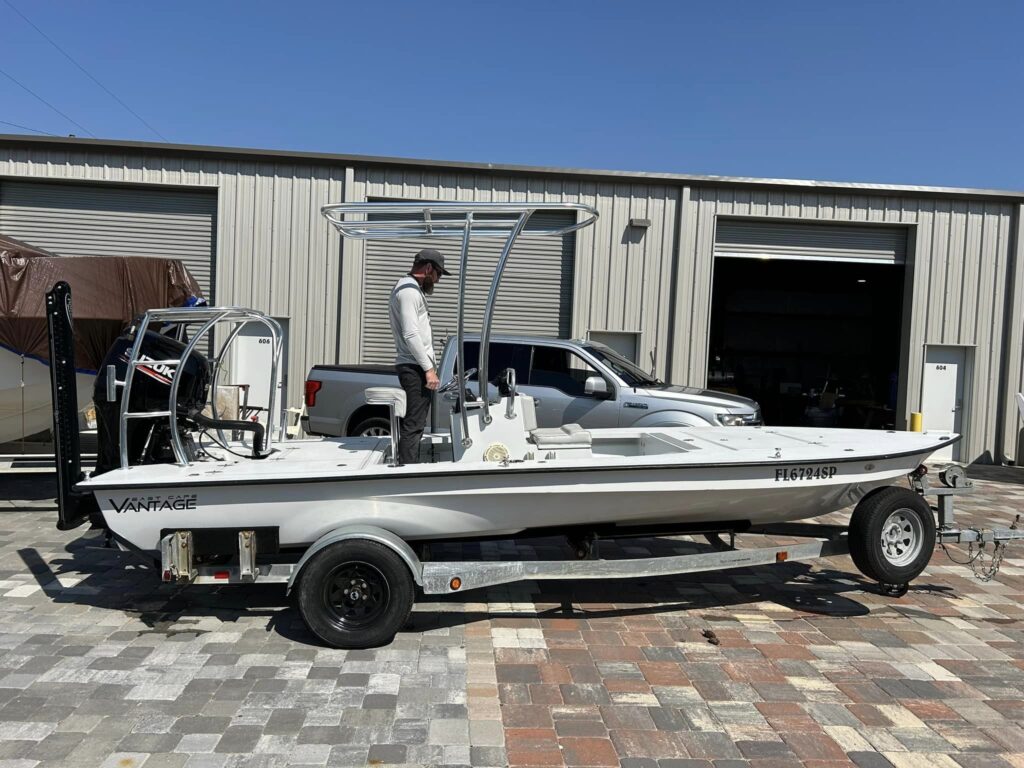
[584,376,611,399]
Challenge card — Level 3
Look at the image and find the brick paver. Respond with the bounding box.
[0,467,1022,766]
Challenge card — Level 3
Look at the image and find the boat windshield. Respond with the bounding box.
[585,344,660,388]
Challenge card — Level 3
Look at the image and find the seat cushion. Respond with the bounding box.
[364,387,407,419]
[529,423,592,449]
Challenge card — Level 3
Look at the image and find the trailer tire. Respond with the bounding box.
[296,540,414,649]
[350,416,391,437]
[848,487,935,586]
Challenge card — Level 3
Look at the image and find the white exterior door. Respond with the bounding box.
[922,346,969,461]
[231,319,289,422]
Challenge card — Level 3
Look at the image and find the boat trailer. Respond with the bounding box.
[157,465,1023,599]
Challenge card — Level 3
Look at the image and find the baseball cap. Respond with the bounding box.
[413,248,452,276]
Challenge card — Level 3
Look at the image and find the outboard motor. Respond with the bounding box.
[93,329,212,476]
[92,320,269,476]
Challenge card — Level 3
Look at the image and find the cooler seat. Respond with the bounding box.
[529,423,593,450]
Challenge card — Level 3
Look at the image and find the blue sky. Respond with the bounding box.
[1,1,1021,190]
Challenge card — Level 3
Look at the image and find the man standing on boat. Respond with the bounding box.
[389,248,451,464]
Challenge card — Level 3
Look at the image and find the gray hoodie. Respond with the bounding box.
[389,275,436,371]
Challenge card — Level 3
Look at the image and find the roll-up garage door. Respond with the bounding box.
[715,220,907,265]
[0,181,217,298]
[360,211,576,364]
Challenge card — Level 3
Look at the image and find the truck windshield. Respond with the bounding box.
[585,345,659,387]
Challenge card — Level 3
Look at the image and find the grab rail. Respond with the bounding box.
[117,307,284,469]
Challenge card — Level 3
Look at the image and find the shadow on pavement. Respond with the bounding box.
[0,473,58,503]
[13,527,956,649]
[966,462,1024,486]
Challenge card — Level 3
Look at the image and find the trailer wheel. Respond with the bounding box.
[848,487,935,587]
[296,540,414,649]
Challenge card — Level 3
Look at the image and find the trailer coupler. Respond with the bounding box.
[937,514,1023,582]
[912,467,1023,581]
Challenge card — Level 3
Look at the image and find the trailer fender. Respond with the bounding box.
[286,525,424,593]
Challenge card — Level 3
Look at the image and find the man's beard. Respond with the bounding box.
[421,275,437,295]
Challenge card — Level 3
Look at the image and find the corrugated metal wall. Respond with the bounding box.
[1,143,1020,463]
[676,187,1017,463]
[0,147,345,416]
[359,212,576,364]
[1003,204,1024,463]
[340,168,680,380]
[0,180,217,296]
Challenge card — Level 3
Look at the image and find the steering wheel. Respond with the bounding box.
[439,367,477,394]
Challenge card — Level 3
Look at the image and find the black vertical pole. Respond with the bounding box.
[46,281,90,530]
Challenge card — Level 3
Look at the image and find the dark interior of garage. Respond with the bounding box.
[707,258,906,429]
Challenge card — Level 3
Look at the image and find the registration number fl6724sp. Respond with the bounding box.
[775,466,838,482]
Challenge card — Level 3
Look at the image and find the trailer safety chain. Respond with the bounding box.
[939,515,1018,582]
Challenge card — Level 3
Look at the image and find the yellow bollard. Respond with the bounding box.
[909,412,923,432]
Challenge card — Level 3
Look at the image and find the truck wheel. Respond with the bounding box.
[351,416,391,437]
[296,540,414,649]
[848,487,935,587]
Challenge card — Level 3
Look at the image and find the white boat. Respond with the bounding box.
[47,202,997,650]
[0,235,93,444]
[81,422,954,553]
[1,243,203,447]
[0,346,93,443]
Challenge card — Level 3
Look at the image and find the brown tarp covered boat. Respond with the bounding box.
[0,244,203,373]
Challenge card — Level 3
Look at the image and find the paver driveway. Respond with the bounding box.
[0,467,1021,767]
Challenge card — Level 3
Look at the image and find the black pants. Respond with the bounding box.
[396,364,431,464]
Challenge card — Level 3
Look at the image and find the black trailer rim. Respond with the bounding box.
[321,560,391,630]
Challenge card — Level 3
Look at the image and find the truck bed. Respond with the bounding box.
[309,364,396,376]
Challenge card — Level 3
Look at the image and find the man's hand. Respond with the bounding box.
[425,368,440,390]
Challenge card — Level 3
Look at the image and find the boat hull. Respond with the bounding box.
[93,448,931,552]
[0,348,92,443]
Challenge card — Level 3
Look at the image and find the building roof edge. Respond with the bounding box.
[2,134,1022,201]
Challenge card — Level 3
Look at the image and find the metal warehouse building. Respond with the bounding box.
[1,135,1022,465]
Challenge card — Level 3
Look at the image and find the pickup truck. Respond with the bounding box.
[304,335,762,437]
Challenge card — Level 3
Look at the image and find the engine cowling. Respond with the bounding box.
[92,330,211,475]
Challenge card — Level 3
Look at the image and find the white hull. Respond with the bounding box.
[0,348,92,443]
[81,426,957,552]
